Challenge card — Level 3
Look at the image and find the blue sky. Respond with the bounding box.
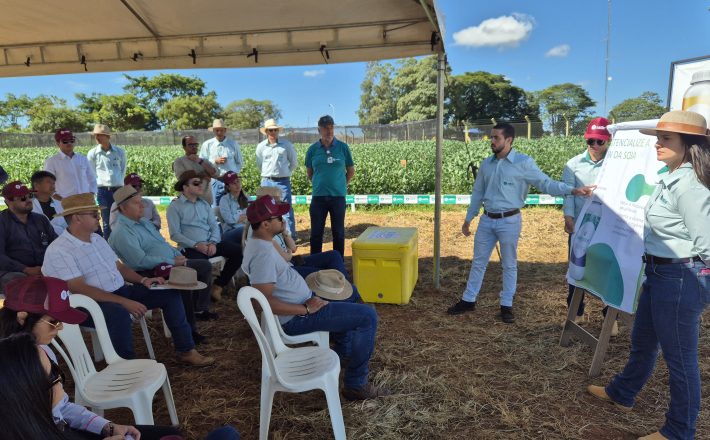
[0,0,708,127]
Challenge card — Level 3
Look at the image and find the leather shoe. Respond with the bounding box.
[638,431,667,440]
[195,310,219,321]
[342,383,392,401]
[211,284,223,302]
[586,385,632,412]
[191,331,207,345]
[500,306,515,323]
[177,349,215,367]
[447,300,475,315]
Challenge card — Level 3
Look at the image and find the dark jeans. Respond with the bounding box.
[187,258,214,313]
[605,260,709,439]
[309,196,346,256]
[64,425,181,440]
[223,224,246,248]
[97,186,119,238]
[211,179,226,207]
[293,250,351,280]
[204,426,241,440]
[87,284,195,359]
[183,241,242,287]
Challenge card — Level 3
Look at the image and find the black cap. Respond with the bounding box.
[318,115,335,127]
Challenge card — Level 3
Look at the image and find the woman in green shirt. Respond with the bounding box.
[587,111,710,440]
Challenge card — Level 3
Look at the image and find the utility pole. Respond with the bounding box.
[603,0,612,115]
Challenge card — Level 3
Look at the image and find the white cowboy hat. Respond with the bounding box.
[259,118,284,135]
[208,119,228,131]
[305,269,353,301]
[92,124,111,136]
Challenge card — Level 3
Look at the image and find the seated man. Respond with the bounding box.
[0,181,58,292]
[167,170,242,302]
[108,185,217,327]
[30,170,67,235]
[41,193,214,366]
[242,195,389,400]
[108,173,160,230]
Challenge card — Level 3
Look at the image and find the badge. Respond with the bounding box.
[327,156,334,164]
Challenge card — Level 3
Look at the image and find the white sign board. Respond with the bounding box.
[567,121,664,314]
[668,56,710,113]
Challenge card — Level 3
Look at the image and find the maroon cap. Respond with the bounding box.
[124,173,143,186]
[223,171,241,185]
[153,263,173,279]
[246,195,290,224]
[584,117,611,140]
[3,276,87,324]
[54,128,75,142]
[2,181,30,199]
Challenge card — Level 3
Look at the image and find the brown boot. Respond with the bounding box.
[177,349,215,367]
[211,284,223,302]
[638,432,667,440]
[586,385,632,412]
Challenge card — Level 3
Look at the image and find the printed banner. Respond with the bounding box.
[567,121,662,314]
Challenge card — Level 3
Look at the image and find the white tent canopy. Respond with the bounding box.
[0,0,444,76]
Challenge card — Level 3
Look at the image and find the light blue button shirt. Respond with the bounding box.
[86,144,127,187]
[167,194,221,249]
[108,213,180,270]
[465,149,573,222]
[563,151,605,219]
[199,137,243,176]
[644,163,710,263]
[219,193,247,232]
[256,138,298,177]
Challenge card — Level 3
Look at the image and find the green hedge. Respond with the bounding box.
[0,137,586,196]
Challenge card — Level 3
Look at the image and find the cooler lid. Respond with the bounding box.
[352,227,417,249]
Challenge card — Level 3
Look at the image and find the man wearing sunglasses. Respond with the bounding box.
[108,173,161,230]
[0,181,58,293]
[562,117,614,330]
[173,135,217,205]
[43,128,97,199]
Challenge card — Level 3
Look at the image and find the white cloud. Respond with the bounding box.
[545,44,570,58]
[303,69,325,77]
[453,13,534,49]
[65,80,89,91]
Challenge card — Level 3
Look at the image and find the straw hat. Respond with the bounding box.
[208,119,228,131]
[112,185,140,210]
[92,124,111,136]
[259,118,284,135]
[151,264,207,291]
[639,110,710,141]
[55,193,101,217]
[305,269,352,301]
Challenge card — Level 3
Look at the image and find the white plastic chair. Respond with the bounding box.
[52,294,179,426]
[237,286,346,440]
[260,310,329,348]
[82,314,155,362]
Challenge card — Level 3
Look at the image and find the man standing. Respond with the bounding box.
[447,123,595,323]
[0,181,58,291]
[86,124,127,238]
[199,119,243,205]
[257,119,298,238]
[173,135,217,205]
[44,128,97,198]
[562,118,613,330]
[304,115,354,256]
[42,193,214,365]
[30,170,66,235]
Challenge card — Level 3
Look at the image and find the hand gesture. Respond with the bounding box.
[461,221,471,237]
[306,296,329,313]
[571,185,596,197]
[122,299,148,318]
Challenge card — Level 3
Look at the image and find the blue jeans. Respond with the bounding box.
[293,250,351,279]
[262,177,296,238]
[211,179,226,207]
[282,301,377,388]
[92,284,195,359]
[309,196,346,256]
[462,214,522,307]
[204,426,241,440]
[605,260,709,440]
[223,224,245,247]
[96,186,119,238]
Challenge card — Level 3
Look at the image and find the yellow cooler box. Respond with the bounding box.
[352,227,418,304]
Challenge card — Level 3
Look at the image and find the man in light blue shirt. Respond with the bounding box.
[86,124,126,239]
[257,118,299,237]
[447,123,594,323]
[199,119,243,206]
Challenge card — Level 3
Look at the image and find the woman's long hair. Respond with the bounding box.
[0,307,43,338]
[0,333,68,439]
[681,134,710,190]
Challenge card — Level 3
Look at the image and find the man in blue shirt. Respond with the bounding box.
[199,119,243,206]
[447,123,594,323]
[304,115,355,256]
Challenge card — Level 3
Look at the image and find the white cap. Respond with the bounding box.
[690,70,710,84]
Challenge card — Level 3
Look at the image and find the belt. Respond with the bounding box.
[99,186,121,191]
[642,254,702,265]
[484,209,520,219]
[263,176,289,181]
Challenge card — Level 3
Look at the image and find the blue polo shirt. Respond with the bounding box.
[304,138,354,197]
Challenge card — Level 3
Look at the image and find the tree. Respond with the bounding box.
[535,83,595,135]
[222,99,282,129]
[76,93,151,131]
[157,93,222,129]
[0,94,35,131]
[391,56,440,122]
[358,61,397,125]
[123,73,208,129]
[26,96,89,133]
[609,92,666,122]
[447,71,539,124]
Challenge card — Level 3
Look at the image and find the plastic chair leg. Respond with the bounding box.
[86,328,105,362]
[138,316,156,360]
[162,377,179,426]
[129,394,155,425]
[324,378,347,440]
[161,311,172,338]
[259,381,276,440]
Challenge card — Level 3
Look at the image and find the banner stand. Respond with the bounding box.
[559,287,633,377]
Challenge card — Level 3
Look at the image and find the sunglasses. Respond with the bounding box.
[12,193,34,202]
[76,212,100,219]
[60,139,76,144]
[267,129,279,133]
[190,180,203,187]
[41,318,62,329]
[48,360,66,389]
[187,143,199,147]
[586,139,606,146]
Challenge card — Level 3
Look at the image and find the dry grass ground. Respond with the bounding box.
[95,206,709,439]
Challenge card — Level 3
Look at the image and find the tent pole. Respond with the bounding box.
[434,50,445,289]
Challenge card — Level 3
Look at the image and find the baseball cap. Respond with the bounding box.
[54,128,75,143]
[318,115,335,127]
[153,263,173,279]
[584,117,611,140]
[223,171,241,185]
[124,173,143,186]
[3,276,87,324]
[2,181,30,199]
[246,195,290,224]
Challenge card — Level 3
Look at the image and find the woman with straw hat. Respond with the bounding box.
[587,111,710,440]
